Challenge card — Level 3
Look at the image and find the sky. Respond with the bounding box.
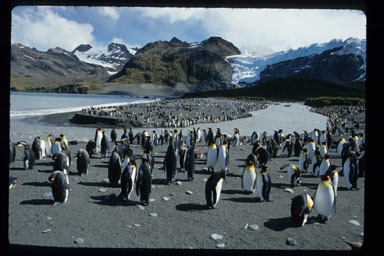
[11,6,366,54]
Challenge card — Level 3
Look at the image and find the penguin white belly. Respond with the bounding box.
[332,172,339,196]
[63,188,69,203]
[207,148,217,169]
[213,178,224,207]
[242,167,256,192]
[40,140,46,159]
[343,160,352,189]
[315,182,335,218]
[256,172,264,201]
[218,146,227,171]
[96,132,102,152]
[319,160,330,176]
[128,166,136,199]
[337,143,344,157]
[52,143,61,155]
[24,159,29,169]
[46,139,52,157]
[319,146,327,156]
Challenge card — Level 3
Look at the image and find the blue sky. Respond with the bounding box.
[11,6,366,54]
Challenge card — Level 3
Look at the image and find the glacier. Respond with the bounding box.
[227,38,366,85]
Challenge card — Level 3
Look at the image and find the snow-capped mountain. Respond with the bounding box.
[227,38,366,84]
[72,43,136,74]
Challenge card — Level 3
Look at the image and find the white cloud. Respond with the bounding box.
[139,7,205,23]
[98,7,120,21]
[137,7,366,53]
[11,6,95,51]
[205,9,366,52]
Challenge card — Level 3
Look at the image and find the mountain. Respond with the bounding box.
[108,37,241,91]
[259,46,365,83]
[228,38,366,84]
[10,43,109,89]
[72,43,135,74]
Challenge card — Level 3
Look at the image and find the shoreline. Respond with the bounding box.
[35,97,268,129]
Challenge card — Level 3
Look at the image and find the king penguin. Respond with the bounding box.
[311,150,322,176]
[306,139,316,162]
[319,154,331,176]
[52,152,70,175]
[143,149,154,175]
[291,193,313,227]
[48,170,70,206]
[164,137,177,184]
[185,141,196,181]
[319,142,328,157]
[108,149,122,186]
[255,146,270,166]
[76,149,90,176]
[206,142,218,172]
[343,151,359,190]
[95,128,103,153]
[241,159,257,194]
[86,140,97,158]
[218,140,228,172]
[111,128,117,142]
[136,158,152,206]
[205,170,226,209]
[23,144,36,170]
[118,159,137,201]
[314,175,336,223]
[100,130,110,158]
[32,136,46,160]
[256,165,272,202]
[299,148,309,173]
[45,134,54,157]
[51,138,62,155]
[325,165,339,197]
[287,164,302,187]
[337,138,346,158]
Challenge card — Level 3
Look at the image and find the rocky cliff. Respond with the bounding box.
[11,43,109,88]
[108,37,241,90]
[259,46,365,83]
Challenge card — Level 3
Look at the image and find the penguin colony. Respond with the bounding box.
[77,98,268,128]
[10,103,365,246]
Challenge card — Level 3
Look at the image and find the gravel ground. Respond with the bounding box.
[9,130,365,251]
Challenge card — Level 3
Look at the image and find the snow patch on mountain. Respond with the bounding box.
[228,38,366,84]
[73,43,134,72]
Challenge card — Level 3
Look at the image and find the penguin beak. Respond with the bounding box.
[49,177,55,182]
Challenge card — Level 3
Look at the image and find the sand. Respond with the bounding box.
[8,130,365,251]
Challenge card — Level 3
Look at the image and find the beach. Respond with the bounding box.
[9,118,365,251]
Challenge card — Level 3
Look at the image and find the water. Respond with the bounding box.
[9,92,328,143]
[10,92,161,119]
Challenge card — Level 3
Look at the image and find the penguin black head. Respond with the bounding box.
[260,165,269,173]
[320,175,331,182]
[324,154,330,160]
[142,158,149,165]
[247,158,254,166]
[218,170,227,183]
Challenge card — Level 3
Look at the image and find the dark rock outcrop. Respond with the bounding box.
[259,47,365,83]
[11,43,109,87]
[108,37,241,90]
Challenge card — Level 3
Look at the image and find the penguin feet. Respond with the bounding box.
[317,215,328,224]
[141,201,149,206]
